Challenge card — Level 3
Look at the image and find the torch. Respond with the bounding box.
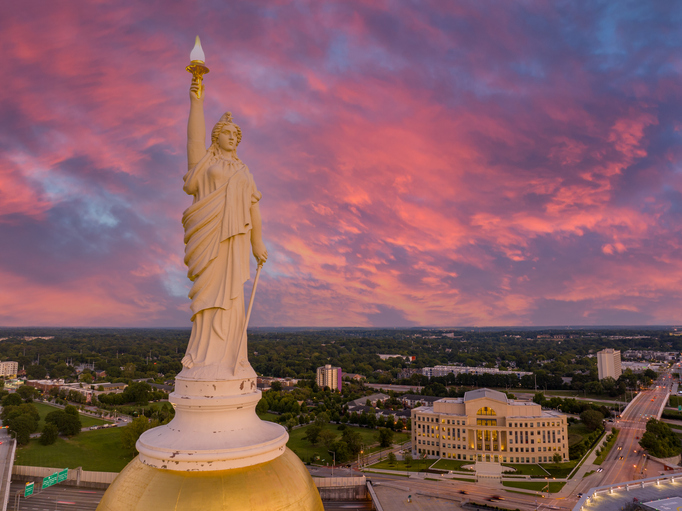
[186,36,209,98]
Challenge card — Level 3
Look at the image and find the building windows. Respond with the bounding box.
[477,407,496,416]
[476,419,497,426]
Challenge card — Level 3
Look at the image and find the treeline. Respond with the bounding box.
[0,327,676,387]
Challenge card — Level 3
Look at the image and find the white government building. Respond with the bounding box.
[412,388,568,464]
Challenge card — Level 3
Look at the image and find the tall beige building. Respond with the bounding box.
[412,388,568,464]
[0,361,18,378]
[316,364,342,391]
[597,349,622,380]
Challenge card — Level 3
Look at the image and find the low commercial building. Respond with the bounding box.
[420,365,532,379]
[411,388,568,464]
[400,394,439,408]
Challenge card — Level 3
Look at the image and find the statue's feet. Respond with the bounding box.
[181,354,194,368]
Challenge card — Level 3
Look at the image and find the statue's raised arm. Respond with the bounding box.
[187,80,206,170]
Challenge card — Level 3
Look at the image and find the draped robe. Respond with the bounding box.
[180,147,261,379]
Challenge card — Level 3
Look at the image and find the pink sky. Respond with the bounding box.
[1,1,682,327]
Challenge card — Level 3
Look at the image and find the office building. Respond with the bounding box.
[412,388,568,464]
[597,349,622,380]
[316,364,342,391]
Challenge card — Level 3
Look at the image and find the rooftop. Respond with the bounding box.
[463,388,509,404]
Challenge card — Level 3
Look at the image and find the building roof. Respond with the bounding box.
[463,388,509,404]
[643,497,682,511]
[401,394,439,402]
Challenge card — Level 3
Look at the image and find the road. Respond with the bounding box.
[0,428,13,510]
[569,374,673,497]
[8,482,104,511]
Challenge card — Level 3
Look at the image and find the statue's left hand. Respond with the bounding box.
[252,240,268,265]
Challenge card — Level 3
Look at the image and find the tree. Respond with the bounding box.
[8,414,38,445]
[580,409,604,431]
[304,423,323,445]
[388,452,397,465]
[26,365,47,379]
[404,453,413,466]
[2,394,22,407]
[553,452,562,464]
[64,405,78,416]
[315,412,330,426]
[285,418,297,433]
[40,423,59,446]
[319,429,337,449]
[255,398,268,415]
[378,428,394,448]
[342,429,362,457]
[640,419,682,458]
[45,410,81,436]
[270,381,283,392]
[121,416,160,453]
[16,385,39,402]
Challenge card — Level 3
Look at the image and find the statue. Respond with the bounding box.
[180,58,268,381]
[96,38,324,510]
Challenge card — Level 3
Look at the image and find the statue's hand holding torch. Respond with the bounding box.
[186,36,209,99]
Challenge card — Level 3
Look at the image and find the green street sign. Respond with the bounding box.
[678,405,681,412]
[57,469,68,483]
[41,471,59,489]
[24,482,34,497]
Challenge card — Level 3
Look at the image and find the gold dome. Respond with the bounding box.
[96,448,324,511]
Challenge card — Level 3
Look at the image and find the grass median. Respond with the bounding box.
[594,428,619,465]
[502,481,566,493]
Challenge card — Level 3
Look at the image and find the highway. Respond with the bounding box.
[8,482,104,511]
[569,373,673,497]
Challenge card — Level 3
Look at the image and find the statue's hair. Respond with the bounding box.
[211,112,242,147]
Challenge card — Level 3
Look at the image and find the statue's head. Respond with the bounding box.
[211,112,242,153]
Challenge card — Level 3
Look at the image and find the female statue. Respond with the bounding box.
[180,80,267,380]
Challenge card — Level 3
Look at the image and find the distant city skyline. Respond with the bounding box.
[2,2,682,328]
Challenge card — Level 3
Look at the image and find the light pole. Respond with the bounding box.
[329,450,335,478]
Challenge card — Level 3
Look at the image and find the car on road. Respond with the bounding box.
[619,456,624,460]
[578,493,584,498]
[597,468,603,472]
[459,490,468,495]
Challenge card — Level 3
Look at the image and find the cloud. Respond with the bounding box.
[1,1,682,327]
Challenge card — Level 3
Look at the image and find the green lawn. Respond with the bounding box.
[431,459,475,472]
[33,402,112,432]
[14,428,133,472]
[258,412,279,422]
[568,423,592,447]
[540,460,578,478]
[502,463,549,476]
[368,459,424,472]
[502,481,566,493]
[287,424,408,464]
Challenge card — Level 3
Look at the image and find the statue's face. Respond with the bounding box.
[218,125,238,152]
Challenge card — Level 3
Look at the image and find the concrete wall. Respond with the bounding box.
[312,476,368,501]
[12,466,117,489]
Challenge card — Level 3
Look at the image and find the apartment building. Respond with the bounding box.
[316,364,342,391]
[597,349,622,380]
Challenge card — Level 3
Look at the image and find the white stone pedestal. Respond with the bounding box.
[136,374,288,471]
